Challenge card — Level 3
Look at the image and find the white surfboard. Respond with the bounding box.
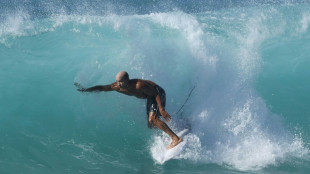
[151,129,190,164]
[161,129,189,162]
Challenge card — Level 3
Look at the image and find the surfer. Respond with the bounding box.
[75,71,182,149]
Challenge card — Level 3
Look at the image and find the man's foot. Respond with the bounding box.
[167,138,183,150]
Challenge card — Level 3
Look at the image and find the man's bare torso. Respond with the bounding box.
[112,79,157,99]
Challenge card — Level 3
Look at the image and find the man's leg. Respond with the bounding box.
[149,112,182,149]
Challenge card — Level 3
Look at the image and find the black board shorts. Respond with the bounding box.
[146,85,166,116]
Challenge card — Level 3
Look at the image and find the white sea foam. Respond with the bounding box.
[148,9,309,171]
[299,12,310,33]
[0,11,31,46]
[148,12,216,64]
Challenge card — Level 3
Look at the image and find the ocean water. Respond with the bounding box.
[1,0,310,173]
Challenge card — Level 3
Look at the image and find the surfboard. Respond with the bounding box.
[162,129,189,162]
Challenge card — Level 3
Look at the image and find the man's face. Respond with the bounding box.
[116,78,128,88]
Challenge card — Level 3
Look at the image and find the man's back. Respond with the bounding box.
[112,79,158,99]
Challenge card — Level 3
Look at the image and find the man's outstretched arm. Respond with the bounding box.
[75,82,116,92]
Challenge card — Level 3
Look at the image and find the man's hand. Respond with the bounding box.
[160,109,171,122]
[74,83,87,92]
[77,88,87,92]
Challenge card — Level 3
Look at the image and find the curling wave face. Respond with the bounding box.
[0,1,310,173]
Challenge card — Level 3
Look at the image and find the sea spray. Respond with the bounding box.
[149,5,309,170]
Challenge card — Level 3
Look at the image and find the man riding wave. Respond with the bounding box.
[76,71,182,149]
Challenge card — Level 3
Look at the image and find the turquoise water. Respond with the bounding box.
[1,1,310,173]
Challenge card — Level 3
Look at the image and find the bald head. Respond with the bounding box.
[116,71,129,82]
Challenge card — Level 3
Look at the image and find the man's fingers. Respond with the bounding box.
[165,114,171,122]
[160,111,172,122]
[77,88,86,92]
[74,82,82,88]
